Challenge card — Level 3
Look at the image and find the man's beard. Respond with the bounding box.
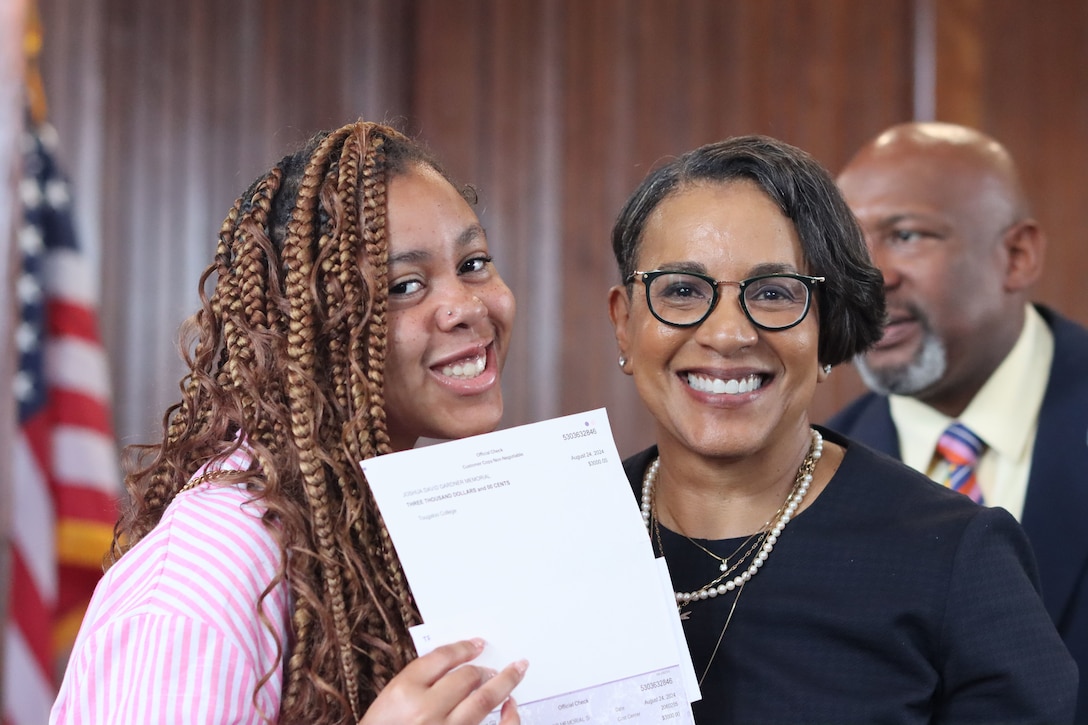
[855,313,947,397]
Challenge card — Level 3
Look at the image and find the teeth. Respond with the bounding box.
[686,373,763,395]
[441,355,486,379]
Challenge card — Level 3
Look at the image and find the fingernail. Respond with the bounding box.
[469,637,486,651]
[483,667,498,680]
[514,659,529,676]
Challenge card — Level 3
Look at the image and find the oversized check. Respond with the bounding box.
[362,408,697,724]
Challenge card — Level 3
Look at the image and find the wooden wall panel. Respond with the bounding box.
[558,0,644,446]
[936,0,1088,328]
[32,0,1087,463]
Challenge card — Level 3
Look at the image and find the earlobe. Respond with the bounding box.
[609,285,632,374]
[1003,220,1046,292]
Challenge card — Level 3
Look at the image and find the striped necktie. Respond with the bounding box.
[936,422,985,504]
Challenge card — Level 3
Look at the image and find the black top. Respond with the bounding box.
[624,427,1077,725]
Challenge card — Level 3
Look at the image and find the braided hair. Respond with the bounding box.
[112,121,458,722]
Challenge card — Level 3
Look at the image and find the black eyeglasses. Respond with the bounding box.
[625,269,825,330]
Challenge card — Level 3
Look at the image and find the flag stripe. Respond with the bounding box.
[45,337,111,402]
[54,488,118,524]
[43,248,95,306]
[17,412,52,491]
[2,624,54,725]
[53,425,121,495]
[46,388,113,437]
[46,299,100,344]
[55,566,107,619]
[56,521,116,568]
[9,553,52,675]
[12,432,57,599]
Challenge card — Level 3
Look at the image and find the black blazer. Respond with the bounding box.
[827,305,1088,723]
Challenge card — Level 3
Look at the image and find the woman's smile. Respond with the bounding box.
[684,371,767,397]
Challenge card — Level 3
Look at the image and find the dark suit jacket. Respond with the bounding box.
[826,305,1088,722]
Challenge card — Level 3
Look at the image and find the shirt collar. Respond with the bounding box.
[889,304,1053,466]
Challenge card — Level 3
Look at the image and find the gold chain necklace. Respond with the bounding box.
[698,581,745,687]
[666,503,767,573]
[176,468,239,496]
[652,511,766,590]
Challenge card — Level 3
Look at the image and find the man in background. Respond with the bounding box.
[827,121,1088,722]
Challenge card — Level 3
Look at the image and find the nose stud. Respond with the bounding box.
[447,310,453,316]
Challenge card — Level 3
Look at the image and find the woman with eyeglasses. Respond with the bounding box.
[607,135,1076,724]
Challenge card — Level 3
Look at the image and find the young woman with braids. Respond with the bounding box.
[51,120,526,724]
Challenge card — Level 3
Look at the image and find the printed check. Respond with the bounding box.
[362,408,697,724]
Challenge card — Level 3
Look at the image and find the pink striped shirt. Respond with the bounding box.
[51,450,290,724]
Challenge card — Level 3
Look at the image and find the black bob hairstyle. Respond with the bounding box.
[611,134,886,368]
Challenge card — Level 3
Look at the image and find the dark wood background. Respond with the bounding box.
[37,0,1088,459]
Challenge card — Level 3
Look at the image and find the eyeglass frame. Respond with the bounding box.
[624,269,826,331]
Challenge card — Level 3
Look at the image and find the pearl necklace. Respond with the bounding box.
[641,428,823,605]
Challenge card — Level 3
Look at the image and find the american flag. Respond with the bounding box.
[3,122,120,725]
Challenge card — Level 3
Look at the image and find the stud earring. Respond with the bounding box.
[822,364,832,374]
[618,355,628,369]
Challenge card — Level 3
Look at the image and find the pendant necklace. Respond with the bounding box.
[641,428,823,683]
